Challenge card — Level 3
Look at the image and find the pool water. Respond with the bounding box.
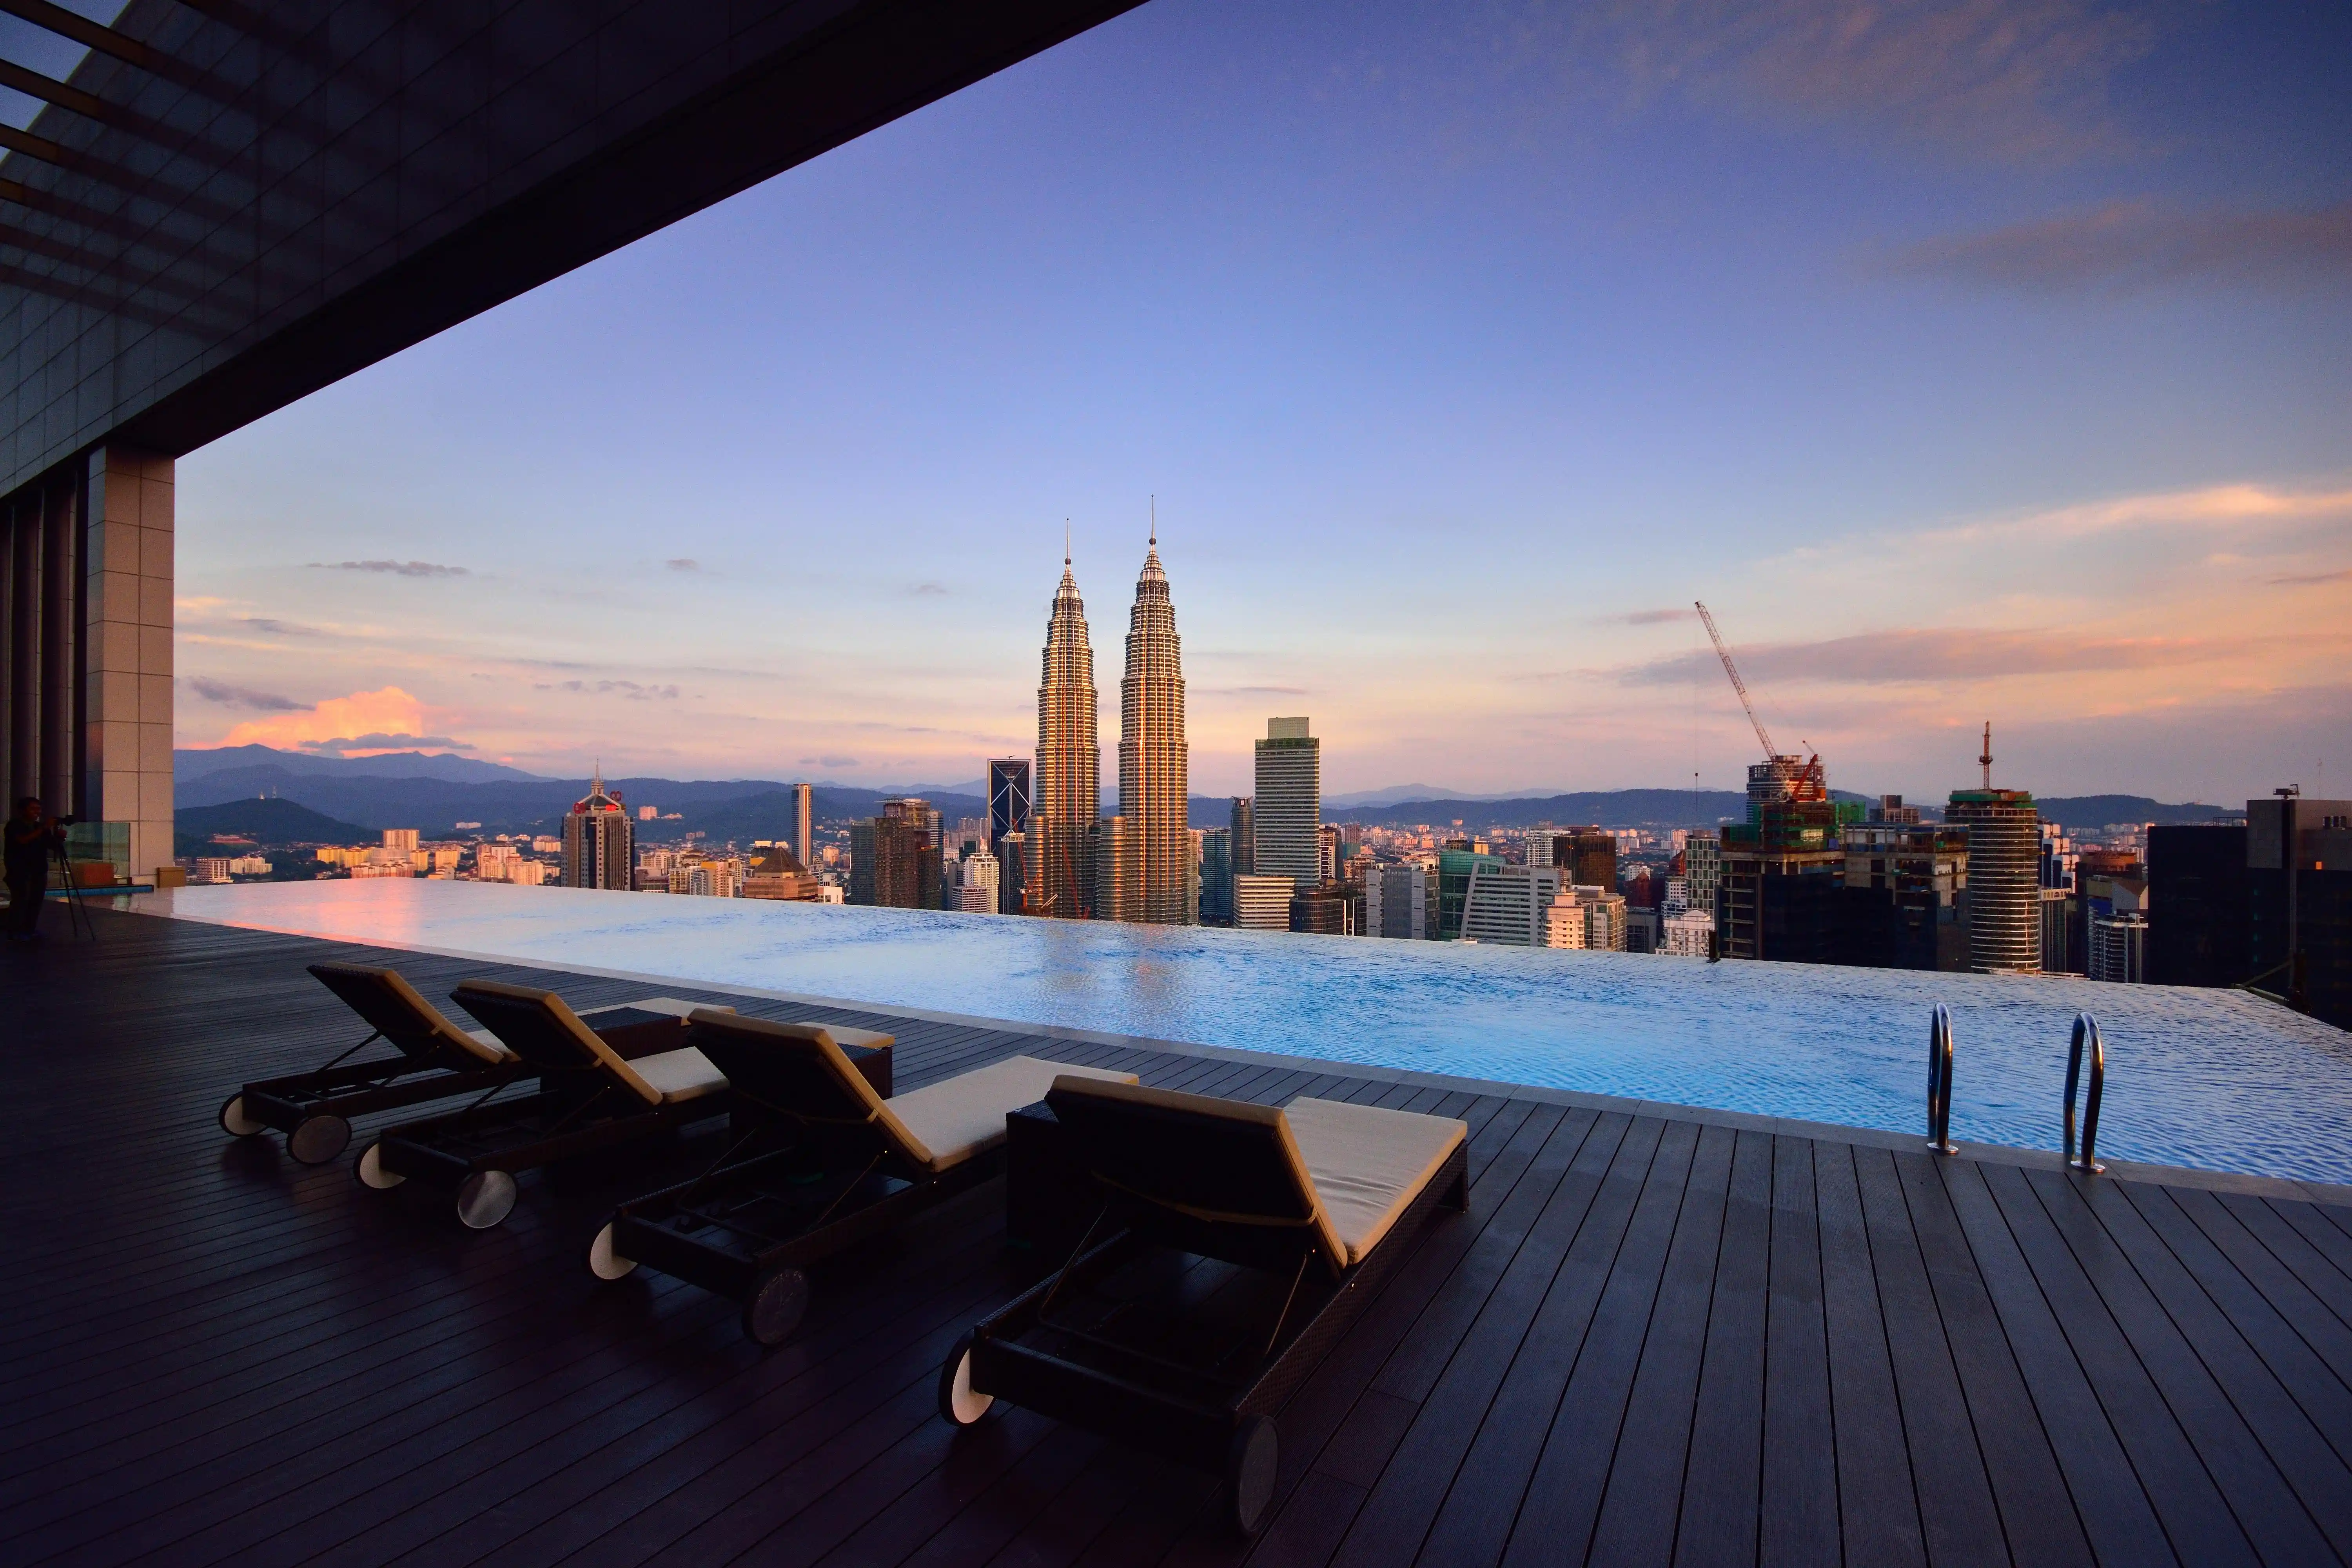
[148,880,2352,1185]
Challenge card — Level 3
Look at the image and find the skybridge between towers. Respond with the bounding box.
[0,0,1143,877]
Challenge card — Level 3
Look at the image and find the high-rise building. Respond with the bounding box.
[1716,790,1846,962]
[1230,796,1254,876]
[1947,788,2041,974]
[1032,550,1100,918]
[383,828,420,854]
[792,782,813,875]
[987,758,1031,867]
[1835,821,1968,971]
[958,846,1000,914]
[1660,908,1715,957]
[561,771,633,889]
[1437,844,1505,940]
[2089,911,2147,983]
[1116,535,1189,924]
[1684,831,1721,925]
[1233,873,1295,931]
[1093,814,1144,922]
[1289,880,1361,935]
[1460,863,1561,946]
[742,844,820,901]
[1533,828,1617,892]
[2248,793,2352,1028]
[2146,823,2247,987]
[1254,717,1320,887]
[1198,827,1234,925]
[1363,863,1428,939]
[996,829,1027,914]
[849,797,939,909]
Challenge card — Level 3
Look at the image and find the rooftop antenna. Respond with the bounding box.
[1979,722,1993,791]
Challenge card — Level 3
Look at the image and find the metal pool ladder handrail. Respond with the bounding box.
[2064,1013,2105,1174]
[1926,1004,1956,1155]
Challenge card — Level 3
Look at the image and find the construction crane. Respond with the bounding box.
[1693,601,1776,760]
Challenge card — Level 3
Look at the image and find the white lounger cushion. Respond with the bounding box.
[628,1046,729,1103]
[887,1056,1138,1172]
[1284,1098,1468,1267]
[461,1027,514,1062]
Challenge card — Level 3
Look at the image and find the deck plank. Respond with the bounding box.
[2,909,2346,1568]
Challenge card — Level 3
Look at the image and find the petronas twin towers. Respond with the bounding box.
[1029,524,1191,924]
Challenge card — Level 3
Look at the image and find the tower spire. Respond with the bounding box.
[1149,494,1156,549]
[1064,519,1070,567]
[1979,722,1993,791]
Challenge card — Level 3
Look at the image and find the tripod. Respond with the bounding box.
[47,830,96,941]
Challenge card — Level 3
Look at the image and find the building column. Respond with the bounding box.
[82,447,174,878]
[41,475,77,813]
[9,499,39,807]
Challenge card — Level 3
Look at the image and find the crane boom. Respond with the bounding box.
[1694,600,1776,759]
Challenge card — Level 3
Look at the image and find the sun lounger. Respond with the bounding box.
[216,964,529,1165]
[589,1012,1138,1346]
[939,1078,1468,1535]
[356,980,737,1229]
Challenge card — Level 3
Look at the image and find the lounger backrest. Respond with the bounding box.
[450,980,662,1104]
[309,963,507,1066]
[683,1011,936,1165]
[1043,1076,1349,1266]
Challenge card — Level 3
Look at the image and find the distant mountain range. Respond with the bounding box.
[169,746,2238,843]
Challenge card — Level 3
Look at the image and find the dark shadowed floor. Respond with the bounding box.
[4,910,2349,1567]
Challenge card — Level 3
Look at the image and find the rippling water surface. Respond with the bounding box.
[151,880,2352,1183]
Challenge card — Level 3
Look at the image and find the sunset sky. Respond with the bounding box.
[167,0,2351,804]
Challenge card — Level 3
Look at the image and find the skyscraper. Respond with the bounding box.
[1117,529,1191,924]
[791,781,813,876]
[1032,544,1100,918]
[1253,717,1320,887]
[561,768,634,890]
[987,758,1032,862]
[1230,796,1254,876]
[1947,733,2040,974]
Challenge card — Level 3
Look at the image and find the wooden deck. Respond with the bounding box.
[4,909,2351,1568]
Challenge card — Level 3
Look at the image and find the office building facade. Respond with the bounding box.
[1253,718,1320,887]
[1116,541,1190,924]
[1031,555,1100,918]
[1363,862,1429,939]
[1093,814,1144,923]
[1460,863,1561,947]
[1198,827,1234,925]
[2089,912,2147,983]
[1947,788,2041,973]
[2146,823,2247,987]
[988,758,1033,856]
[561,771,634,890]
[1233,873,1296,931]
[849,797,939,910]
[2248,794,2352,1029]
[1230,796,1254,876]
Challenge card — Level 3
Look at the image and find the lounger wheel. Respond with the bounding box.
[741,1267,809,1347]
[1226,1416,1279,1537]
[219,1094,265,1138]
[287,1113,352,1166]
[456,1169,518,1230]
[937,1332,994,1426]
[355,1140,405,1189]
[586,1218,637,1281]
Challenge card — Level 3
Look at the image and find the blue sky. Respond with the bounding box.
[167,0,2351,804]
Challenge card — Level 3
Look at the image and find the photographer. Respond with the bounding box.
[5,797,65,942]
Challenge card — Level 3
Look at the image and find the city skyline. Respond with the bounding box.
[164,0,2348,802]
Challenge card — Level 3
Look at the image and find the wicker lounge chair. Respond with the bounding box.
[590,1011,1137,1345]
[939,1077,1468,1535]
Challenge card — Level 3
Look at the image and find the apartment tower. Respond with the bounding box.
[1117,529,1190,924]
[1946,733,2040,974]
[1031,546,1100,918]
[561,768,634,890]
[1253,717,1321,887]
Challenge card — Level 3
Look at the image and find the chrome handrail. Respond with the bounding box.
[1926,1004,1956,1155]
[2064,1013,2105,1174]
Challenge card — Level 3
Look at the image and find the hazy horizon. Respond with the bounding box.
[166,0,2350,805]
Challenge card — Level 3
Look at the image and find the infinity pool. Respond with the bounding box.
[147,880,2352,1184]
